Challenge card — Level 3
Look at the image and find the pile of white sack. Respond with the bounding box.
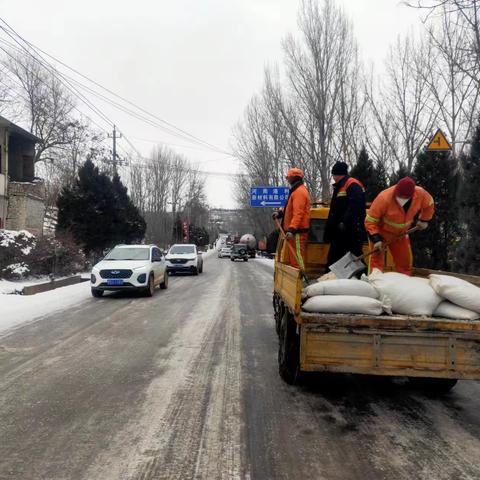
[301,278,387,316]
[301,270,480,320]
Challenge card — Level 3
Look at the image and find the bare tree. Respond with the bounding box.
[2,51,82,165]
[366,34,438,173]
[405,1,480,87]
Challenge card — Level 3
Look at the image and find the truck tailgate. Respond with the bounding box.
[300,313,480,379]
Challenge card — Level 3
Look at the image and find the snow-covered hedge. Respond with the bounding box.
[0,230,86,280]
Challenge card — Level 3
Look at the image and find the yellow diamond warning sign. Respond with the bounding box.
[427,129,451,152]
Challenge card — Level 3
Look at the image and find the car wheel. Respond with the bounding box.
[160,272,168,290]
[199,264,203,274]
[145,274,155,297]
[193,267,199,276]
[91,288,103,298]
[244,258,248,262]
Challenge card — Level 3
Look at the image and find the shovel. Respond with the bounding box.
[275,219,312,285]
[329,226,420,279]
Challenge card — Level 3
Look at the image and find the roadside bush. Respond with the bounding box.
[0,230,87,280]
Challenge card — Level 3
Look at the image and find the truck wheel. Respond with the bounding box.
[278,310,301,385]
[91,288,103,298]
[273,295,282,336]
[408,377,458,394]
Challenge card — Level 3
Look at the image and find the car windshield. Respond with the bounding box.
[170,245,195,254]
[104,247,150,261]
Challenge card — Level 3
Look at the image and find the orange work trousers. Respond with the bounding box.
[281,233,307,269]
[368,231,413,276]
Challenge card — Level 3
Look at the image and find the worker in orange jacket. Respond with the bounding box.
[273,168,311,269]
[365,177,434,276]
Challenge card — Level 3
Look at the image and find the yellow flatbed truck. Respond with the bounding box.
[273,206,480,392]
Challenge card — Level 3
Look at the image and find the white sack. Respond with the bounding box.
[367,270,442,316]
[302,279,379,299]
[433,301,480,321]
[429,274,480,314]
[302,295,383,315]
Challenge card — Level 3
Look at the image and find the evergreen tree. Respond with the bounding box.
[390,163,410,185]
[57,160,146,255]
[350,146,388,202]
[172,214,183,244]
[411,149,460,270]
[188,224,209,247]
[456,123,480,274]
[111,174,146,244]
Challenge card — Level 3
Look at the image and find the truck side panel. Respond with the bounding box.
[301,326,480,379]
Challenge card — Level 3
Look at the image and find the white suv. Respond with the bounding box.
[165,244,203,275]
[90,244,168,298]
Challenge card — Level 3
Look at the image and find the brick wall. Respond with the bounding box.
[6,181,46,236]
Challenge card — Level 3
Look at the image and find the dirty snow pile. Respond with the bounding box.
[302,278,386,315]
[301,270,480,320]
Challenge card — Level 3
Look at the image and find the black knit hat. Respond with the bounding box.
[331,161,348,175]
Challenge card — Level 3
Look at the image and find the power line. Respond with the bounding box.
[0,16,234,156]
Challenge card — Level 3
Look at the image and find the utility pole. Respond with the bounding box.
[108,125,122,175]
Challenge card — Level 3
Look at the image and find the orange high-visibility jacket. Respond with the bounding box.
[365,185,434,237]
[283,183,311,233]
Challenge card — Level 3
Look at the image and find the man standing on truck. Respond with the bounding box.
[272,167,311,269]
[324,161,367,267]
[365,177,434,275]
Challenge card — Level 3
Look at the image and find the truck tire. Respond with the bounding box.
[278,310,301,385]
[408,377,458,394]
[273,295,282,336]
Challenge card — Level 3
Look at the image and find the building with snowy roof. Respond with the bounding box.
[0,115,45,235]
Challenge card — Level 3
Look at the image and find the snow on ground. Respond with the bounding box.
[0,281,91,335]
[255,257,274,269]
[0,276,54,295]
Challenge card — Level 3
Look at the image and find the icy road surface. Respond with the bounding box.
[1,256,480,479]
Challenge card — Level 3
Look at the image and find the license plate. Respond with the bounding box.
[107,279,124,286]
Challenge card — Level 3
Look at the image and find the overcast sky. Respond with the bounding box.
[0,0,424,208]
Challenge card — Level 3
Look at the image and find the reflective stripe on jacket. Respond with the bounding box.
[337,177,365,197]
[365,185,434,237]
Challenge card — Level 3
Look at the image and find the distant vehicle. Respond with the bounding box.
[90,244,168,298]
[240,233,257,258]
[230,243,249,262]
[165,244,203,275]
[218,246,232,258]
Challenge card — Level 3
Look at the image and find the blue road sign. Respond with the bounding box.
[250,186,290,208]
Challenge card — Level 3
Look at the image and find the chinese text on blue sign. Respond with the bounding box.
[250,187,290,208]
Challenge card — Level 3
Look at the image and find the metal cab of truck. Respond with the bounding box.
[273,206,480,392]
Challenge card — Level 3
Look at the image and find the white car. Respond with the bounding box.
[165,244,203,275]
[218,247,232,258]
[90,244,168,298]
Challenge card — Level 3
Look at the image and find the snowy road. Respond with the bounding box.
[1,255,480,479]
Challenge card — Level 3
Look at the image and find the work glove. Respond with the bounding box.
[272,211,280,220]
[416,221,429,231]
[285,231,294,240]
[373,241,383,251]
